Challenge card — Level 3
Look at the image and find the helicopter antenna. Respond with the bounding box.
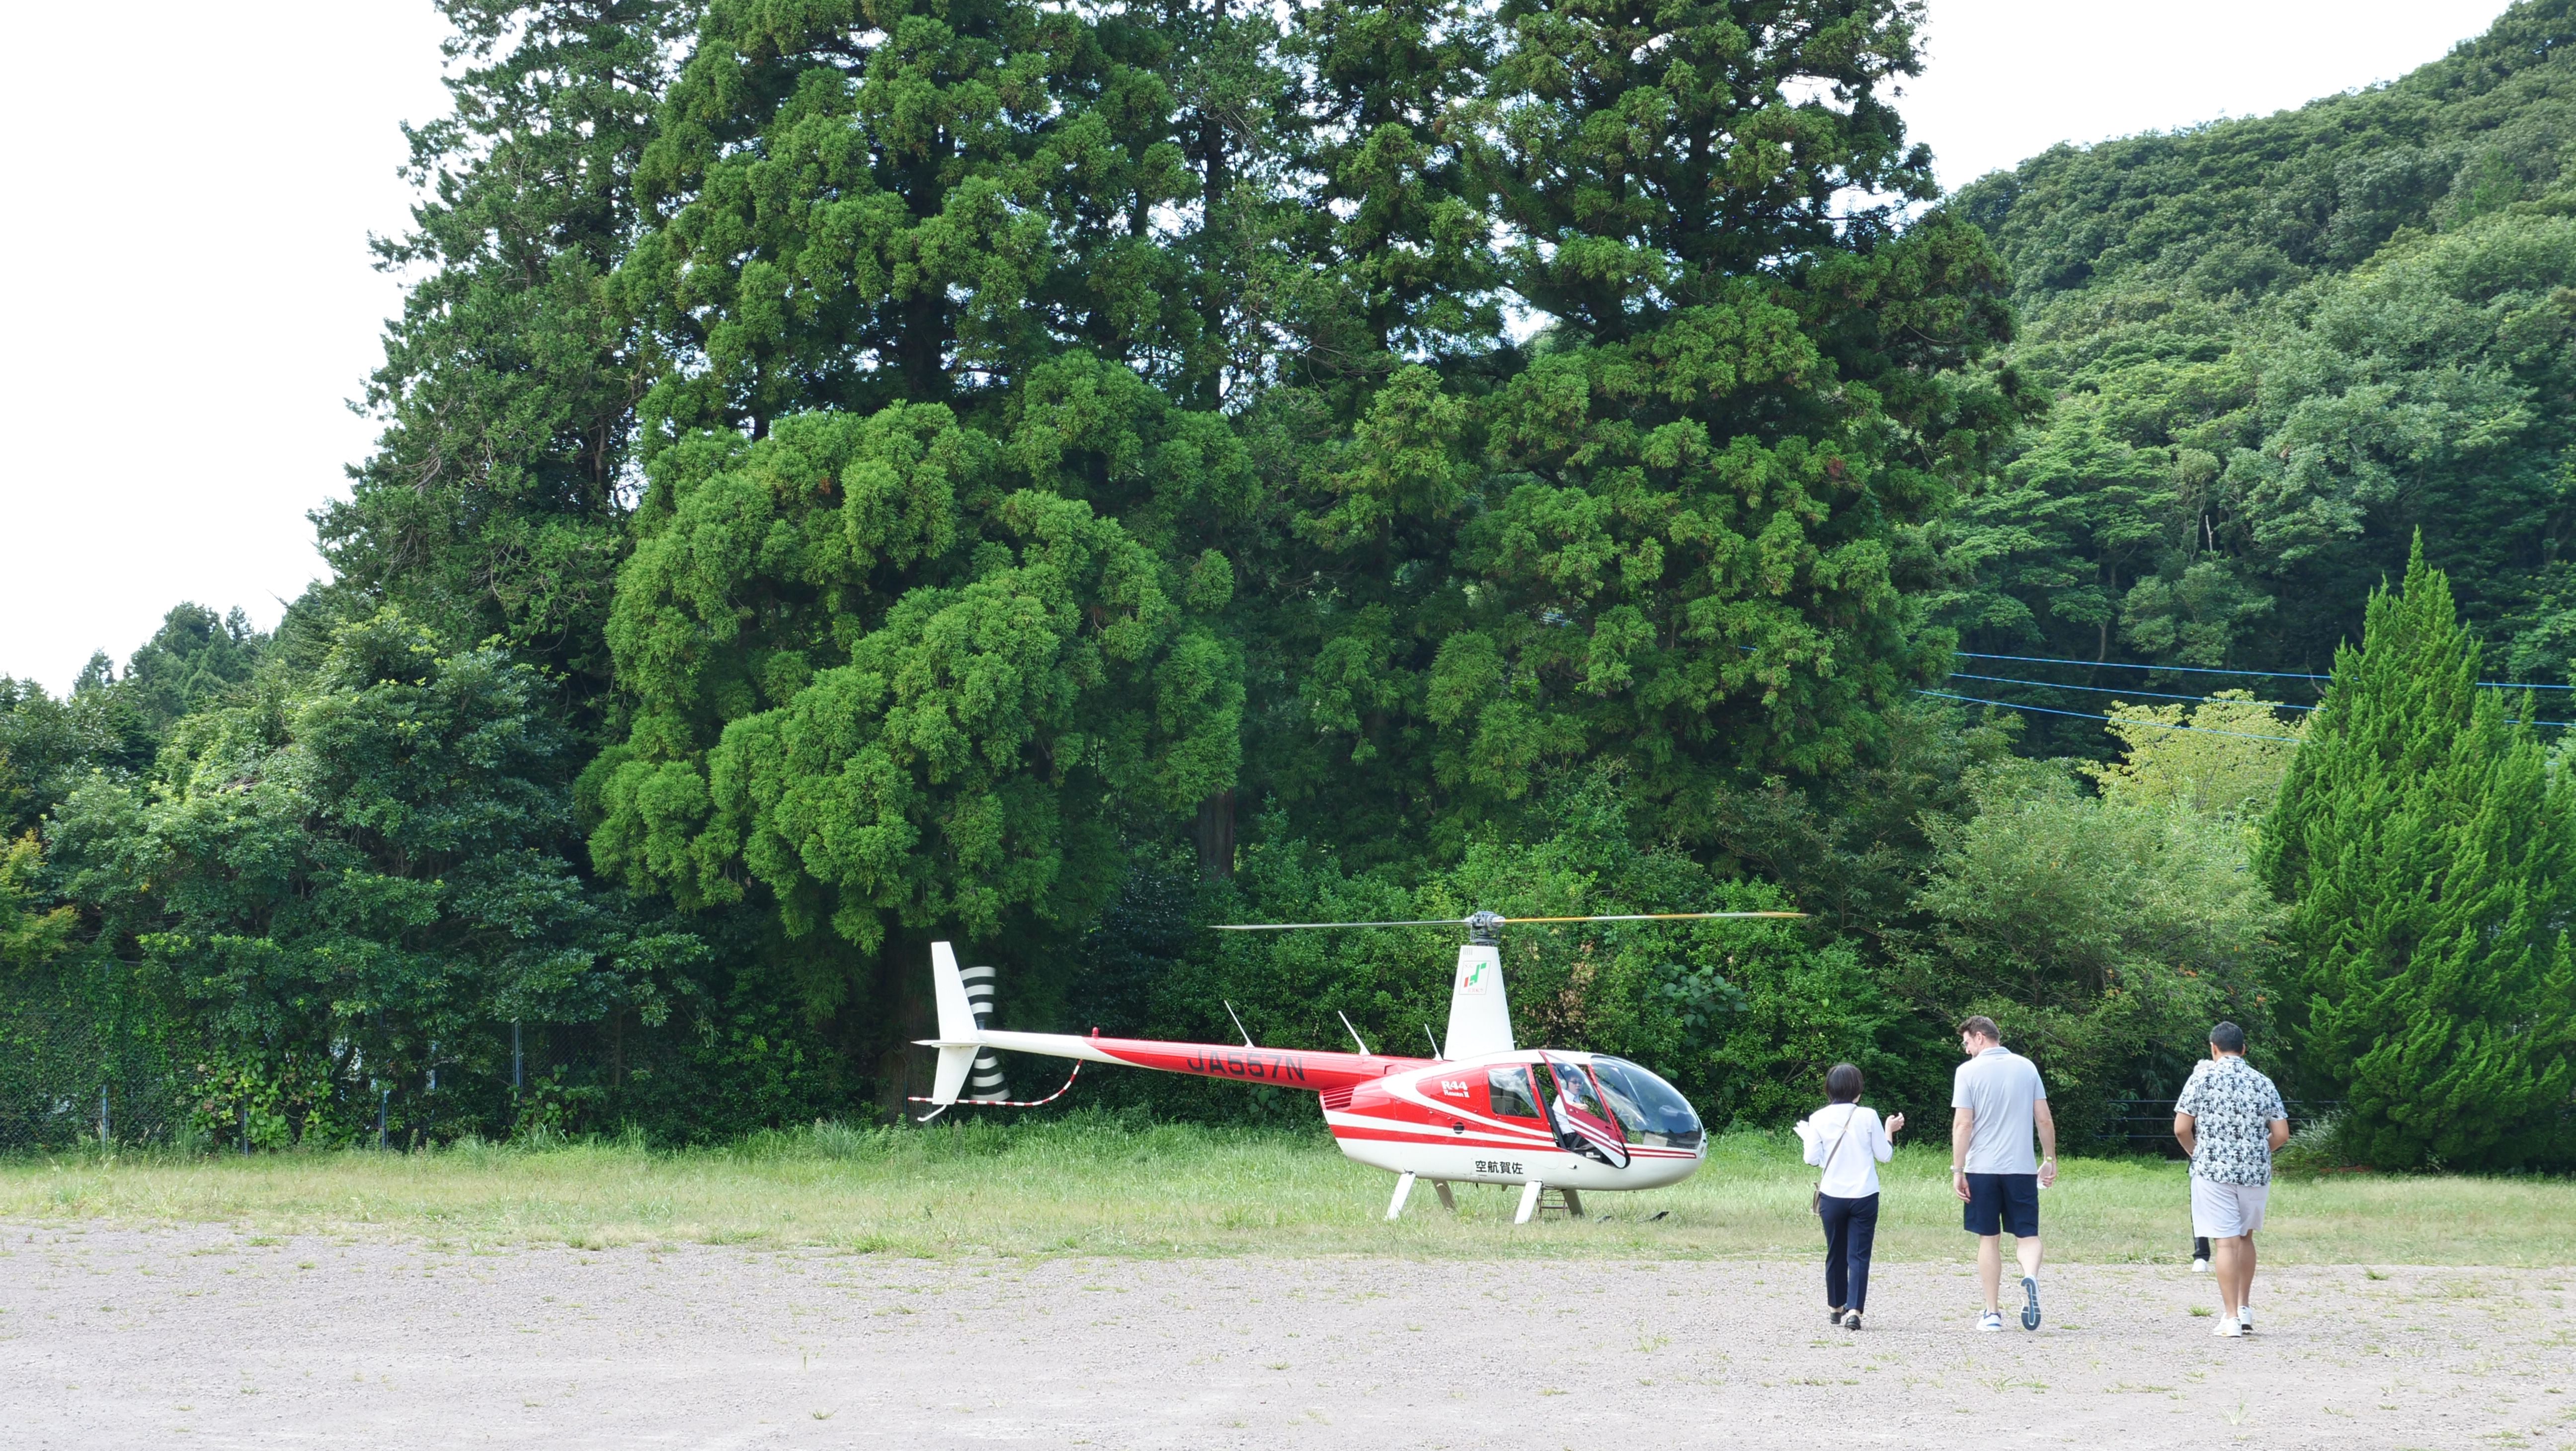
[1423,1024,1443,1059]
[1336,1011,1372,1056]
[1223,999,1254,1048]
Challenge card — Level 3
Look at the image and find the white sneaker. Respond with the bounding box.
[2190,1257,2211,1274]
[2213,1316,2243,1338]
[1978,1310,2004,1333]
[2238,1307,2253,1333]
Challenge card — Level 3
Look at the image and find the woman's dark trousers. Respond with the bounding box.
[1820,1192,1881,1312]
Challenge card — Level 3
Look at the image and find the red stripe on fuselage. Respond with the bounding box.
[1325,1122,1552,1148]
[1089,1037,1425,1092]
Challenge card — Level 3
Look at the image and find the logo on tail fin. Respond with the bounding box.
[1458,960,1489,995]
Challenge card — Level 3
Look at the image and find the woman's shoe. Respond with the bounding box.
[1828,1305,1847,1325]
[1841,1309,1863,1331]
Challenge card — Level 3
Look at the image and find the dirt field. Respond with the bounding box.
[3,1225,2568,1450]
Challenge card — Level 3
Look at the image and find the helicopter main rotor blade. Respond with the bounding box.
[1210,918,1468,931]
[1502,911,1807,923]
[1210,910,1806,930]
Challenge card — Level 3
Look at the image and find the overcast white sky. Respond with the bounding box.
[0,0,2517,692]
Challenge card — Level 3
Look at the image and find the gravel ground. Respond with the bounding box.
[2,1224,2569,1449]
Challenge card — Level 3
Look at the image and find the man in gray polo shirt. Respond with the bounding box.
[1950,1016,2057,1332]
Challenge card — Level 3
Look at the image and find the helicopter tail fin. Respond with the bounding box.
[922,941,980,1104]
[1444,943,1515,1059]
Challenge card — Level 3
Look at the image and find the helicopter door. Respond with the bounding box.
[1538,1055,1630,1168]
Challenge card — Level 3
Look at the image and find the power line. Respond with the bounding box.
[1927,690,2308,742]
[1956,650,2332,681]
[1954,649,2576,691]
[1948,672,2318,712]
[1953,673,2572,728]
[1926,687,2570,735]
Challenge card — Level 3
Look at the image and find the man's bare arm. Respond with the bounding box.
[2174,1112,2197,1156]
[2033,1099,2059,1186]
[1951,1106,1975,1201]
[2268,1117,2291,1152]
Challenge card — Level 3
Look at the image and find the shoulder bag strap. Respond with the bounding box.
[1812,1105,1860,1211]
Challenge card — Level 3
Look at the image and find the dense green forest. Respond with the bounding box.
[1946,2,2576,747]
[3,0,2570,1168]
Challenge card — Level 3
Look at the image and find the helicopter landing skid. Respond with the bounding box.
[1384,1173,1464,1220]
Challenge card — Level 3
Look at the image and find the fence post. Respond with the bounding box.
[375,1085,389,1150]
[99,1084,109,1150]
[238,1101,250,1157]
[512,1021,523,1109]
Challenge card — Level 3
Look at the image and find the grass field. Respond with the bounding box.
[3,1116,2569,1264]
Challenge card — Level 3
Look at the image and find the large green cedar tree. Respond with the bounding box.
[321,0,697,698]
[586,0,1250,1026]
[1426,0,2027,824]
[2258,540,2576,1169]
[1234,0,2031,863]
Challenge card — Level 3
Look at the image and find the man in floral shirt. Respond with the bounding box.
[2173,1022,2290,1339]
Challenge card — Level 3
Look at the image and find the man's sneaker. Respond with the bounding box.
[2238,1306,2253,1334]
[1977,1310,2005,1333]
[1841,1309,1863,1331]
[2213,1315,2243,1338]
[2190,1256,2211,1274]
[2019,1276,2042,1331]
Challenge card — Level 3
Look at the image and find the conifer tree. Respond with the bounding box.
[1425,0,2026,832]
[590,0,1248,984]
[322,0,697,699]
[2259,537,2576,1169]
[1282,0,1502,396]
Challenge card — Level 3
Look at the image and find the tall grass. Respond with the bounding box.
[4,1114,2569,1264]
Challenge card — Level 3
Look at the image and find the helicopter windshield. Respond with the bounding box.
[1588,1058,1705,1150]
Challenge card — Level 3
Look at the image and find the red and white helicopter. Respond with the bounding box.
[915,908,1800,1223]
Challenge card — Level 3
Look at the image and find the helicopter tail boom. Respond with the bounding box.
[914,941,1423,1101]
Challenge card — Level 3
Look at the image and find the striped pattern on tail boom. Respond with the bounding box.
[960,964,1010,1103]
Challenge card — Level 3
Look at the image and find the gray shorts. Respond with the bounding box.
[2190,1176,2268,1237]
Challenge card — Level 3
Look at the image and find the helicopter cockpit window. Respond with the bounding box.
[1549,1059,1607,1118]
[1588,1057,1706,1150]
[1486,1066,1541,1120]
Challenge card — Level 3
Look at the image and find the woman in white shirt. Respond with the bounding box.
[1801,1063,1903,1330]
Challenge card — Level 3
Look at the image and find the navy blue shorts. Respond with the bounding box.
[1963,1172,2039,1237]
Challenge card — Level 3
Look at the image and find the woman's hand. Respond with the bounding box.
[1885,1112,1906,1138]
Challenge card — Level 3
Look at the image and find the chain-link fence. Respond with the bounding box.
[2104,1096,2340,1158]
[0,1013,188,1154]
[0,1001,629,1156]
